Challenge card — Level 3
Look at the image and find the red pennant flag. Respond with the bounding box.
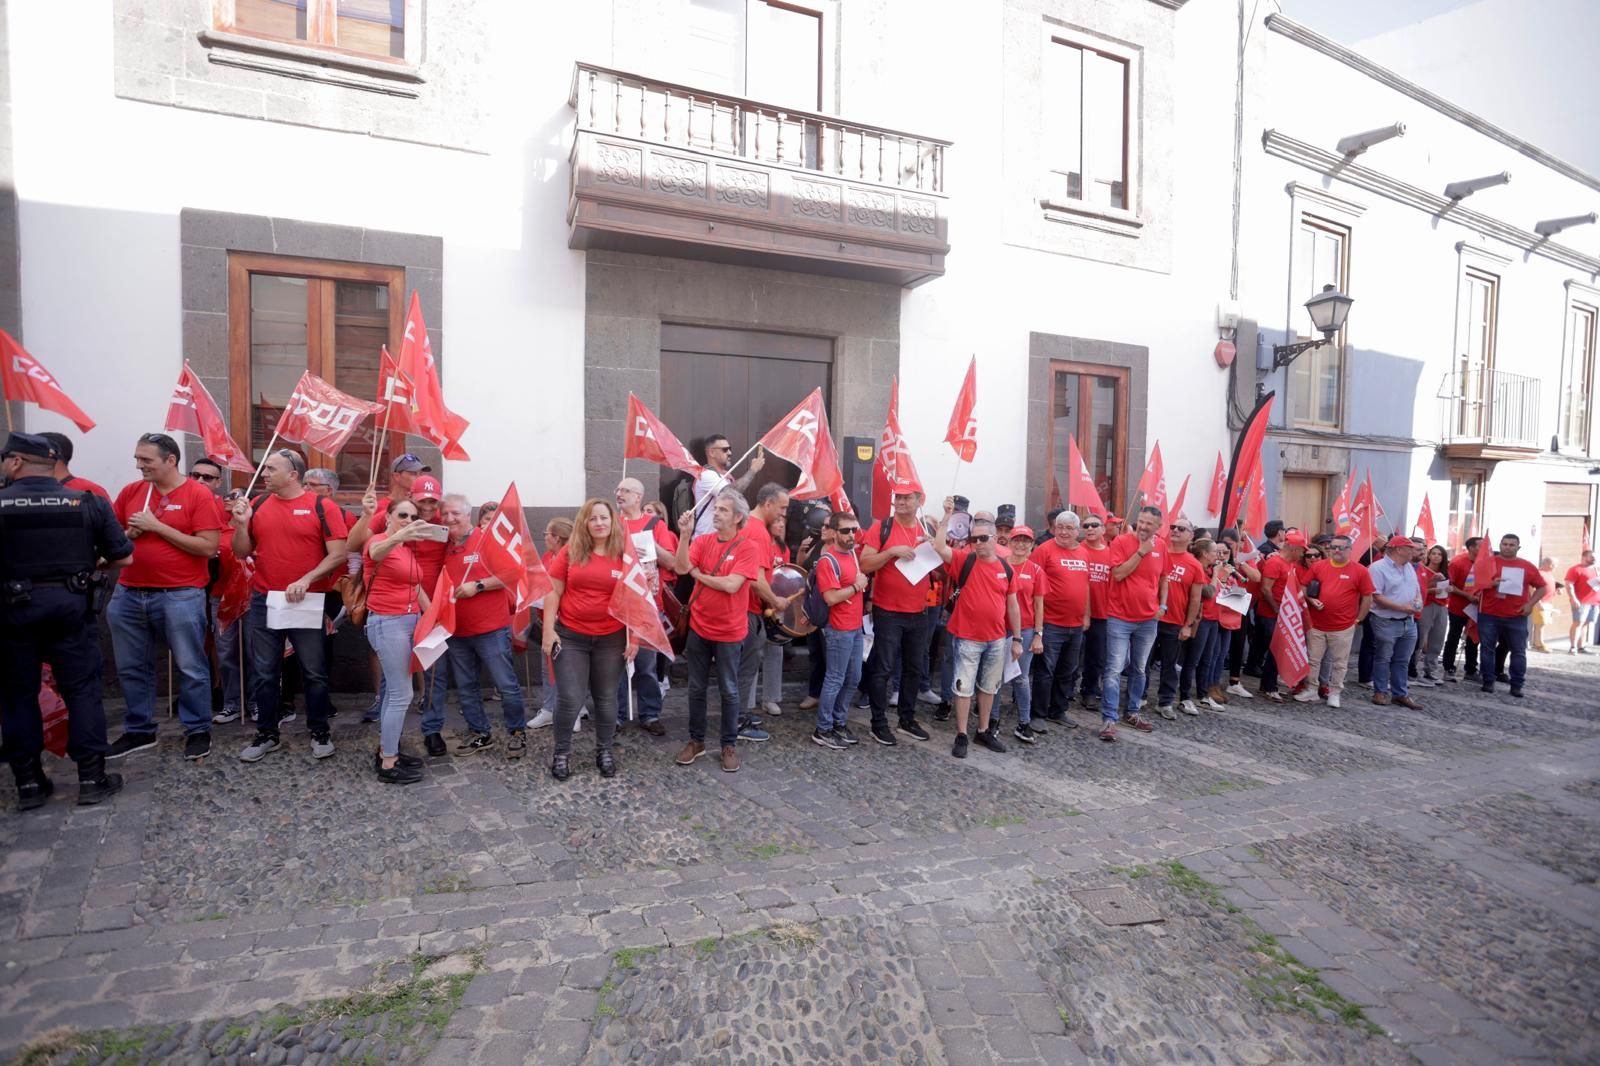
[1161,475,1191,538]
[1206,452,1227,515]
[1135,443,1169,515]
[608,542,673,658]
[1245,470,1269,541]
[1368,469,1389,530]
[1472,529,1498,599]
[1346,477,1377,561]
[478,483,554,612]
[0,329,96,433]
[397,291,471,460]
[1270,570,1312,688]
[165,363,253,473]
[1221,393,1275,530]
[623,393,703,476]
[872,377,922,518]
[216,552,254,628]
[1065,434,1107,517]
[944,356,978,462]
[1415,495,1436,545]
[1331,468,1358,531]
[272,371,382,455]
[411,569,458,673]
[757,388,841,500]
[376,345,424,437]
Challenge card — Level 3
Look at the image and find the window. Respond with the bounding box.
[220,0,415,62]
[1043,35,1132,212]
[227,254,405,497]
[1290,215,1349,428]
[1560,300,1596,452]
[1453,268,1500,438]
[1047,361,1129,515]
[1446,469,1485,551]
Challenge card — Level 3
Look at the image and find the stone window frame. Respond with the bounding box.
[202,0,427,87]
[1559,280,1600,457]
[1037,20,1145,232]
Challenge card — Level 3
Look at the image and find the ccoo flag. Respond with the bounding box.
[0,329,96,433]
[166,362,254,473]
[396,291,471,460]
[758,388,841,500]
[273,371,382,455]
[944,356,978,462]
[623,393,703,476]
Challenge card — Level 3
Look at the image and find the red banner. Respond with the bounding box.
[1222,393,1275,530]
[944,356,978,462]
[608,542,673,658]
[1065,433,1106,517]
[1207,452,1226,515]
[1161,474,1190,539]
[478,483,553,611]
[0,329,96,433]
[396,291,471,460]
[1245,470,1268,541]
[1135,442,1168,516]
[872,377,922,517]
[1415,494,1436,545]
[166,363,254,472]
[1332,468,1358,531]
[757,388,841,500]
[1270,572,1311,687]
[1346,477,1377,562]
[623,393,703,476]
[272,371,382,455]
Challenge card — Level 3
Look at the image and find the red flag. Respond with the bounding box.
[757,388,841,500]
[0,329,95,433]
[872,378,922,518]
[1135,443,1168,515]
[608,542,673,657]
[41,666,69,759]
[944,356,978,462]
[1065,434,1107,516]
[1415,495,1436,545]
[1331,468,1358,531]
[1369,469,1388,531]
[1346,477,1377,561]
[1472,531,1498,600]
[216,552,254,628]
[1245,470,1268,541]
[273,371,382,455]
[1206,452,1227,515]
[1222,394,1275,529]
[376,345,424,437]
[1583,519,1592,553]
[1270,571,1311,688]
[1161,475,1191,538]
[411,569,458,673]
[165,363,253,473]
[478,483,554,611]
[396,291,471,460]
[808,428,846,507]
[624,393,703,476]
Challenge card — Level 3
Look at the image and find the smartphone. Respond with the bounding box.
[412,523,450,542]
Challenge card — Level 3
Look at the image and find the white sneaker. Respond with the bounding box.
[917,689,940,705]
[574,715,583,733]
[310,735,335,760]
[799,696,820,710]
[1179,699,1200,716]
[530,708,555,729]
[1226,683,1254,699]
[1327,693,1342,709]
[889,691,900,707]
[1292,688,1319,703]
[1203,696,1227,712]
[762,700,783,718]
[659,677,671,694]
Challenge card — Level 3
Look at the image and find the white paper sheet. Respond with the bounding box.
[1003,653,1023,684]
[1496,567,1524,596]
[1217,586,1253,615]
[413,623,450,670]
[1464,604,1480,622]
[266,591,325,631]
[861,616,874,661]
[894,541,944,585]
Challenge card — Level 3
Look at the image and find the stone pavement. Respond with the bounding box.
[2,650,1598,1064]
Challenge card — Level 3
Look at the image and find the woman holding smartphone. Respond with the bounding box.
[543,500,634,781]
[363,501,432,784]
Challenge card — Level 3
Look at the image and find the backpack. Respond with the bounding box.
[669,476,696,529]
[803,552,845,629]
[941,553,1013,625]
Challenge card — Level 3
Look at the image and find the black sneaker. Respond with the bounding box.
[834,725,860,746]
[77,773,124,806]
[183,732,212,761]
[16,773,53,812]
[951,733,969,759]
[424,732,448,757]
[455,732,493,755]
[974,728,1007,753]
[1463,670,1480,682]
[812,729,846,750]
[106,733,158,760]
[373,750,425,771]
[898,720,931,741]
[933,702,952,722]
[870,724,898,747]
[1027,719,1047,735]
[1495,673,1511,684]
[1510,687,1524,698]
[1013,723,1038,744]
[375,762,423,785]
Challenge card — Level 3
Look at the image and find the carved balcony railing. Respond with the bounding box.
[566,62,951,287]
[1437,367,1542,459]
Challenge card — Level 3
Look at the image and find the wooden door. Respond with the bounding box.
[1281,474,1330,536]
[1047,361,1129,517]
[1540,482,1594,646]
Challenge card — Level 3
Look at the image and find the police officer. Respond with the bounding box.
[0,432,133,810]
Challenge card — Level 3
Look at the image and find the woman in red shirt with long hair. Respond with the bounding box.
[363,501,432,784]
[543,500,635,781]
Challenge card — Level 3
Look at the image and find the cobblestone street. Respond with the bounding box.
[2,652,1597,1065]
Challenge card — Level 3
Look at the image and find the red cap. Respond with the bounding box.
[412,475,443,501]
[1283,531,1308,548]
[1108,514,1122,523]
[1009,524,1035,541]
[1385,534,1412,549]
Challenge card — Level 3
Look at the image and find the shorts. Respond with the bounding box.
[953,637,1008,697]
[1575,602,1600,626]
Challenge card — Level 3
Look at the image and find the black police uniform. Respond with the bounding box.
[0,471,133,806]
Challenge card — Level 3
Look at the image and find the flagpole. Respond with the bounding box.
[690,442,762,520]
[243,430,281,499]
[367,396,397,497]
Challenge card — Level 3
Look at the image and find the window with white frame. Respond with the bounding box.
[1561,298,1597,452]
[1290,215,1349,428]
[1041,31,1135,214]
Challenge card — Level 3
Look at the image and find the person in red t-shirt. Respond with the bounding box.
[228,448,348,763]
[670,490,760,773]
[362,498,431,784]
[735,484,794,741]
[545,499,636,780]
[614,477,678,734]
[933,500,1021,759]
[439,494,529,757]
[1098,505,1167,739]
[1075,512,1113,707]
[1253,532,1308,701]
[1294,533,1374,708]
[1564,549,1599,654]
[1443,537,1484,678]
[345,452,426,553]
[38,431,110,501]
[857,487,936,745]
[1003,524,1048,742]
[103,432,226,762]
[1474,533,1547,696]
[1145,518,1205,719]
[1029,511,1088,731]
[813,510,869,748]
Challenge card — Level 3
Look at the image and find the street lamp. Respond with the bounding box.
[1258,284,1354,396]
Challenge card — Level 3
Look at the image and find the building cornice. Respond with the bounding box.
[1263,129,1600,279]
[1147,0,1193,10]
[1263,14,1600,195]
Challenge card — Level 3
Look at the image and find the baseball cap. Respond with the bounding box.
[1,432,58,461]
[1283,531,1308,548]
[391,453,427,473]
[1385,534,1413,549]
[412,475,443,501]
[1009,524,1035,541]
[996,504,1017,528]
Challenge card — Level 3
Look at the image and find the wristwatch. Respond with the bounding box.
[1011,635,1023,643]
[474,581,485,594]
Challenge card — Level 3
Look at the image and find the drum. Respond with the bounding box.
[767,564,815,643]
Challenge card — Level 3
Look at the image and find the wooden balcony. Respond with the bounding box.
[1437,368,1543,460]
[566,63,950,288]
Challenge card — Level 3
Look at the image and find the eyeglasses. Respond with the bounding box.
[970,534,992,543]
[189,471,221,483]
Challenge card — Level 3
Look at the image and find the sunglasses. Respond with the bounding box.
[837,527,859,535]
[1172,526,1193,533]
[970,534,992,543]
[393,511,419,521]
[1083,522,1102,528]
[189,471,221,482]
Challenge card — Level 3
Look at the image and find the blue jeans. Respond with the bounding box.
[617,646,664,723]
[819,625,864,732]
[1477,613,1528,689]
[1369,615,1418,698]
[448,627,529,733]
[686,630,742,747]
[246,591,331,739]
[210,595,253,714]
[1040,623,1084,720]
[107,585,212,736]
[1101,617,1157,724]
[1194,619,1223,693]
[1080,617,1107,702]
[365,612,418,758]
[868,607,930,729]
[1004,626,1037,725]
